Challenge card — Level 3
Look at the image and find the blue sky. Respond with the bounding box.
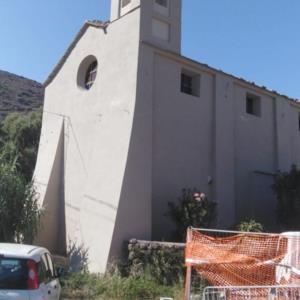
[0,0,299,99]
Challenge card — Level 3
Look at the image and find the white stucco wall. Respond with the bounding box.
[34,8,153,272]
[233,86,276,227]
[135,45,300,235]
[151,54,214,239]
[34,114,65,253]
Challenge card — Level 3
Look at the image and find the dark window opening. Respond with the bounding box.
[122,0,131,7]
[155,0,168,7]
[181,73,193,95]
[181,70,200,97]
[246,93,261,117]
[84,61,98,90]
[246,97,254,115]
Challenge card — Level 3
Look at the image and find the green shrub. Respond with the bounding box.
[67,241,89,273]
[0,143,42,243]
[273,165,300,230]
[236,219,264,232]
[1,109,42,181]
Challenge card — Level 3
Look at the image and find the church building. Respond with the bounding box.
[34,0,300,272]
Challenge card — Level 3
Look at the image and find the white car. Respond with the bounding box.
[0,243,61,300]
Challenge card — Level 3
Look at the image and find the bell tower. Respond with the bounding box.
[110,0,182,54]
[110,0,140,21]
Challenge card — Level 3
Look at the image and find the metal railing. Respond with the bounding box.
[202,285,300,300]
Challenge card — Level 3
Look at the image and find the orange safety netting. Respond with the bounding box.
[185,228,300,287]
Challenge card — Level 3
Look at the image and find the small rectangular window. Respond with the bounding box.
[122,0,131,8]
[181,74,193,95]
[246,93,261,117]
[155,0,168,7]
[181,70,200,97]
[246,97,254,115]
[154,0,169,16]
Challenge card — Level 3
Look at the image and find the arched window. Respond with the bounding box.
[84,61,98,90]
[77,55,98,90]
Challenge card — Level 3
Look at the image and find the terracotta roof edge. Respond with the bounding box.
[141,41,300,104]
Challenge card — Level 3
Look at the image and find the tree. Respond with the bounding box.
[0,144,42,243]
[166,188,217,242]
[1,109,42,181]
[273,165,300,230]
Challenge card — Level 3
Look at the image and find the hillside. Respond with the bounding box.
[0,70,44,120]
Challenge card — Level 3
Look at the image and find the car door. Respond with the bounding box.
[45,254,60,300]
[39,254,59,300]
[37,255,51,300]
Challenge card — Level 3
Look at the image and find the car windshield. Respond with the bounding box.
[0,258,28,290]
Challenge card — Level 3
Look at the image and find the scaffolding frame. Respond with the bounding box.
[184,227,300,300]
[202,285,300,300]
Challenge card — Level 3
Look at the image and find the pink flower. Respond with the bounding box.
[200,193,206,200]
[194,192,206,202]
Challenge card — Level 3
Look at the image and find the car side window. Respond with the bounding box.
[45,253,55,278]
[38,257,48,284]
[41,254,52,282]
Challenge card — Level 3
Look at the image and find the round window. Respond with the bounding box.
[77,55,98,90]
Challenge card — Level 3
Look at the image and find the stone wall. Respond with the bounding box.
[126,239,185,285]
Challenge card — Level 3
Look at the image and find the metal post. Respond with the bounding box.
[184,265,192,300]
[184,228,193,300]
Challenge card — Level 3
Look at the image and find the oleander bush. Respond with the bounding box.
[167,188,217,241]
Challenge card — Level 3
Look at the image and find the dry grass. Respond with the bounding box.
[61,272,184,300]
